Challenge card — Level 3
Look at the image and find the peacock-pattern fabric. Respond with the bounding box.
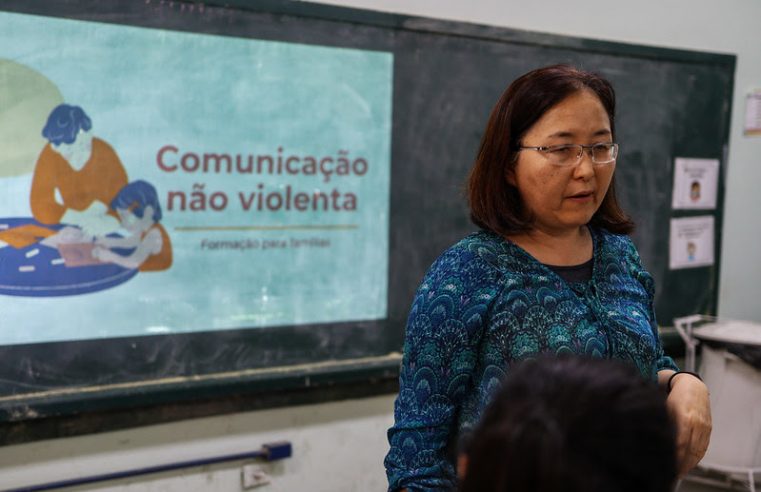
[384,228,678,491]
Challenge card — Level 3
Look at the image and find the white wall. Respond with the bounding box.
[0,395,396,491]
[3,2,761,491]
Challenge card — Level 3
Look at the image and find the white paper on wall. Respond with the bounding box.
[671,158,719,210]
[745,89,761,136]
[669,216,715,270]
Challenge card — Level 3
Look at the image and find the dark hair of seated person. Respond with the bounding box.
[458,356,677,492]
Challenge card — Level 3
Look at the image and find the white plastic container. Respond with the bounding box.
[675,316,761,490]
[698,344,761,470]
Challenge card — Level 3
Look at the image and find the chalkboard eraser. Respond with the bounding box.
[263,441,292,461]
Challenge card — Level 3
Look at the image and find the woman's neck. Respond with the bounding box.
[506,226,593,266]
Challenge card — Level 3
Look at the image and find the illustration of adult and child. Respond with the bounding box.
[1,103,172,280]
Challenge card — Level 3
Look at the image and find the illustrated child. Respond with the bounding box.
[92,180,172,271]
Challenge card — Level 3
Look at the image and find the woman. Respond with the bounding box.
[384,65,711,491]
[31,103,128,236]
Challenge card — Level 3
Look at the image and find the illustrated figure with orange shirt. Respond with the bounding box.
[31,104,128,235]
[92,180,172,271]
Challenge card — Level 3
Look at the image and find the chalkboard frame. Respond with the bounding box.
[0,0,735,443]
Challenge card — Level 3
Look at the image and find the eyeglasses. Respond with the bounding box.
[517,143,618,167]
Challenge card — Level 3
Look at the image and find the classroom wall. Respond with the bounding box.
[3,1,761,490]
[0,395,396,491]
[311,0,761,324]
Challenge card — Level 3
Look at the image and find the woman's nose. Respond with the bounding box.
[572,151,595,179]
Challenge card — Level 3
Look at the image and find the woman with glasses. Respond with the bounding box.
[385,65,711,491]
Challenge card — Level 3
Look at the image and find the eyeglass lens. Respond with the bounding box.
[547,144,617,166]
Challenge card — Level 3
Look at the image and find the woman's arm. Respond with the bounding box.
[93,228,162,269]
[96,232,141,249]
[30,146,67,224]
[384,248,500,491]
[627,236,711,475]
[657,369,712,476]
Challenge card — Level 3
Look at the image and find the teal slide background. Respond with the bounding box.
[0,12,393,344]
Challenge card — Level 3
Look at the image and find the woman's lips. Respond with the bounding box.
[567,191,594,202]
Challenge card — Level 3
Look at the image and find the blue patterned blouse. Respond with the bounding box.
[384,228,678,491]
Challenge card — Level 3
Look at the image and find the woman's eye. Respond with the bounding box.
[548,146,573,155]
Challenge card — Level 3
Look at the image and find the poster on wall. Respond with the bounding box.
[745,89,761,136]
[0,11,393,345]
[671,157,719,210]
[669,216,715,270]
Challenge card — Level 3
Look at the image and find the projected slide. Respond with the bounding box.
[0,11,393,344]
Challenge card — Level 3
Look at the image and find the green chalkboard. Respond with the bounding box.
[0,0,734,440]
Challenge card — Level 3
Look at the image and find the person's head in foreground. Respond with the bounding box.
[459,356,677,492]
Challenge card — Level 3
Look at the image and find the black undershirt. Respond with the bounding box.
[544,258,594,283]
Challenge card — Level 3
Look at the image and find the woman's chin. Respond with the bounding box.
[549,214,595,232]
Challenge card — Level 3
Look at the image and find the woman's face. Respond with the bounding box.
[52,129,93,171]
[118,205,154,234]
[510,89,615,235]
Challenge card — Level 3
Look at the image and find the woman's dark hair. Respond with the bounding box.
[42,104,92,146]
[467,64,634,235]
[459,356,677,492]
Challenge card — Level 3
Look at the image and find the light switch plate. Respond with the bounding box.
[241,464,271,489]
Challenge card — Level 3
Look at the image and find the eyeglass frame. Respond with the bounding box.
[515,142,619,166]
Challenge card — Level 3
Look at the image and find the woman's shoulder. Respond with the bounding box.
[593,227,652,288]
[435,230,511,269]
[422,230,511,289]
[91,137,120,157]
[453,229,511,255]
[35,143,65,168]
[593,227,641,263]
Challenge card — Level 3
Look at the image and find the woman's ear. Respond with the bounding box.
[505,150,520,186]
[505,164,517,187]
